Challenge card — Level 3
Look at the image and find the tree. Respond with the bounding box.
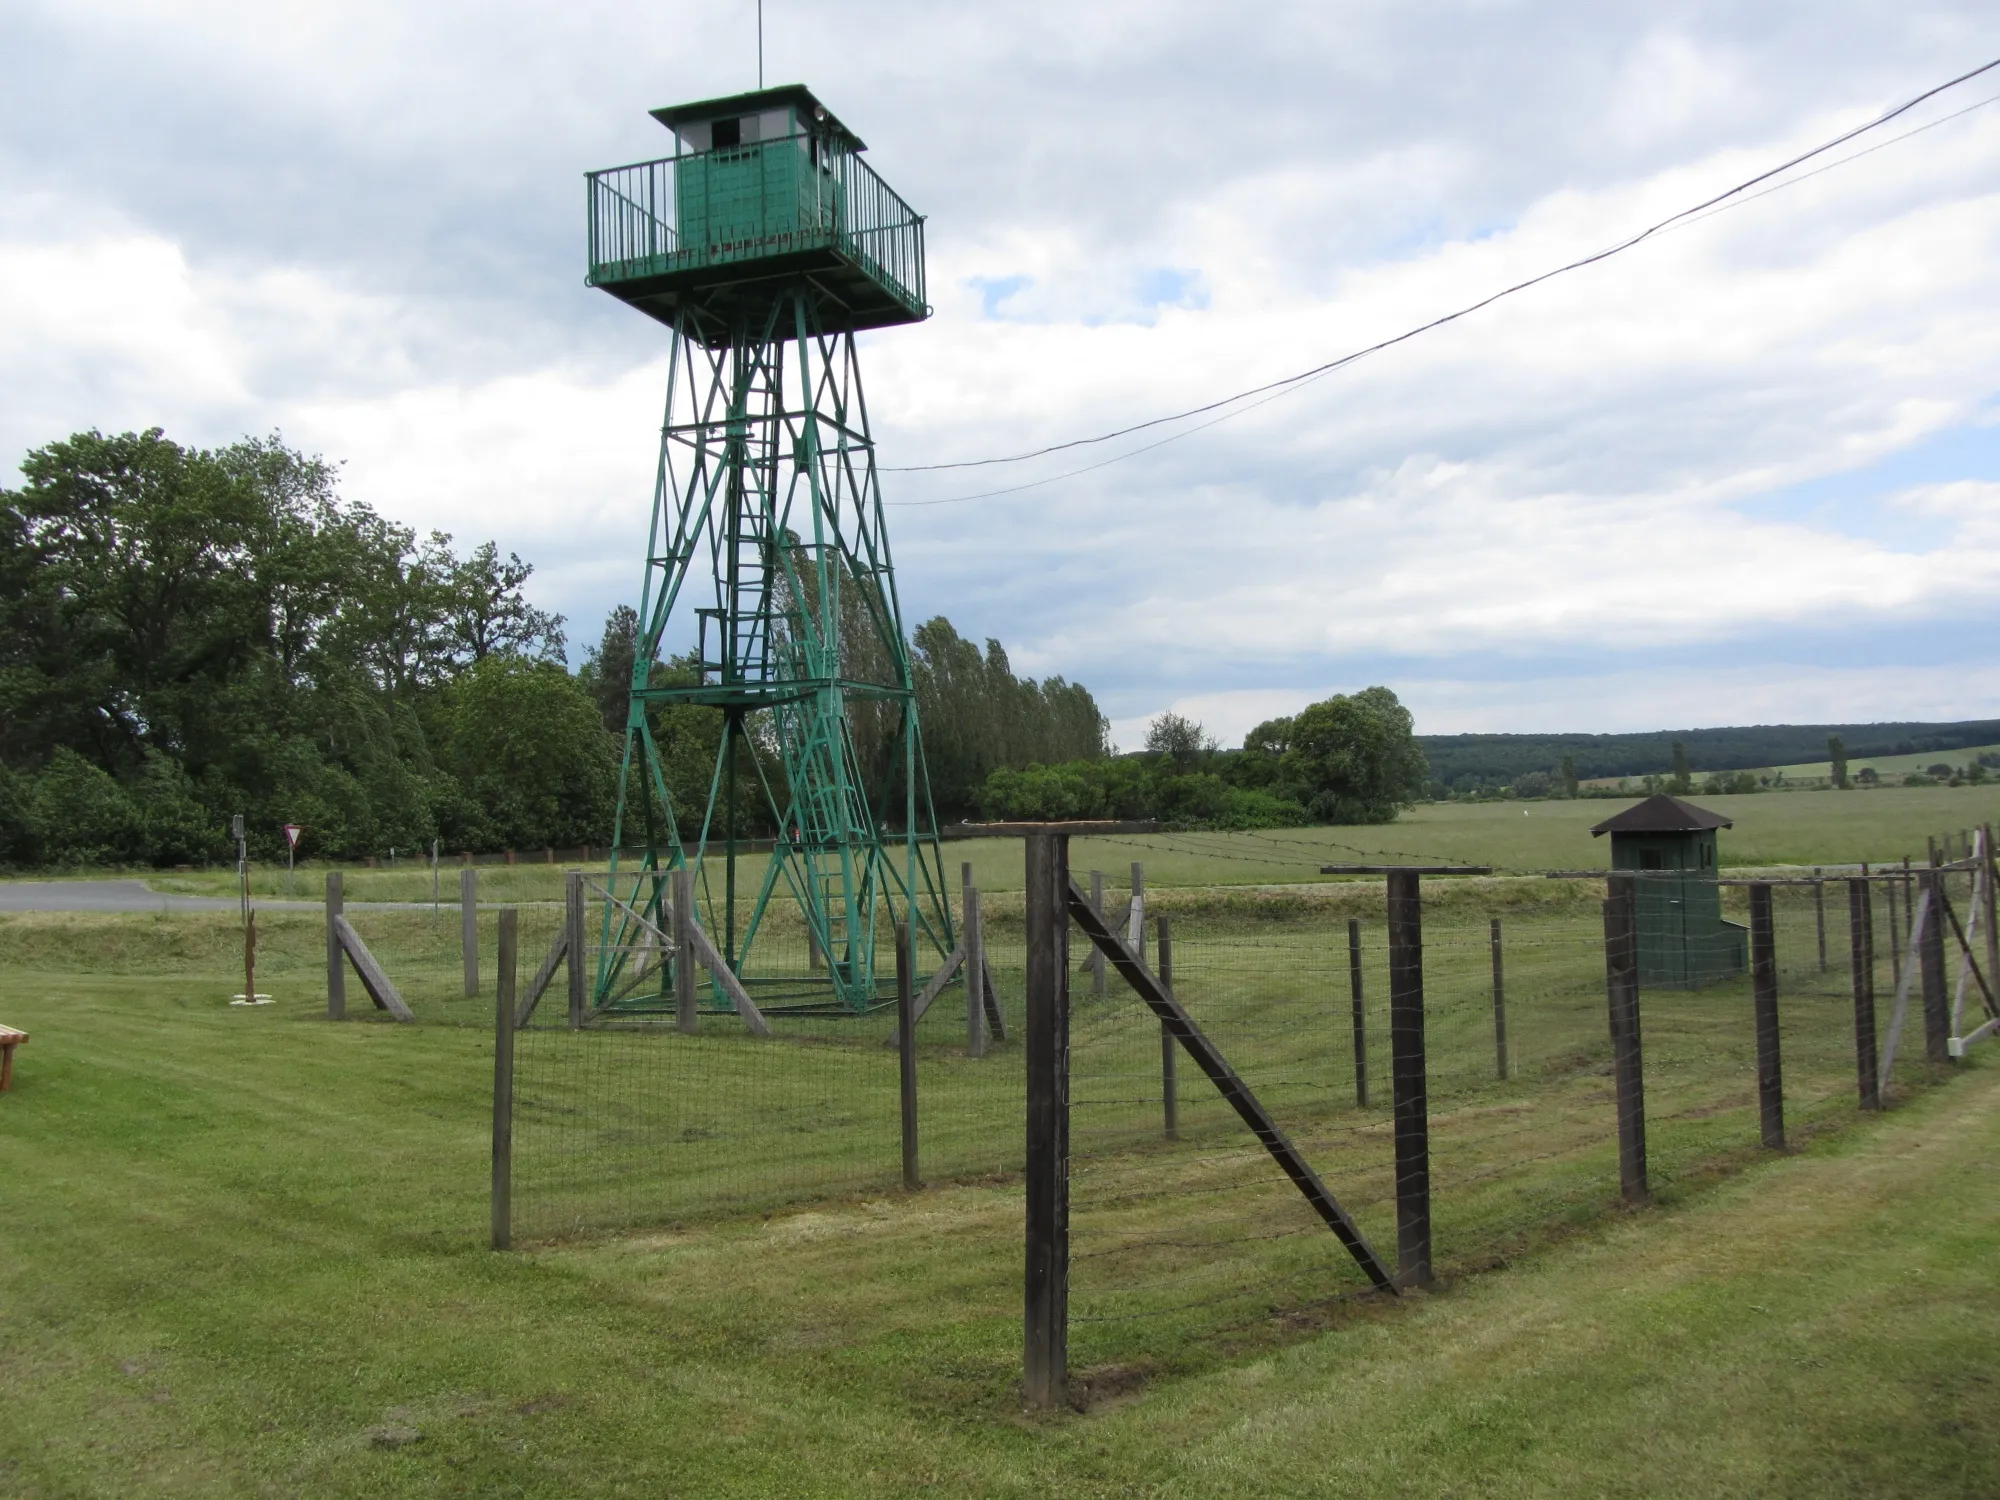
[577,605,641,734]
[1559,752,1579,799]
[1145,712,1216,773]
[1283,686,1428,824]
[1828,734,1849,790]
[1671,741,1692,794]
[442,655,616,849]
[443,541,566,665]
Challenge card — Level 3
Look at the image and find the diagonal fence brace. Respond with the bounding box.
[1063,877,1396,1294]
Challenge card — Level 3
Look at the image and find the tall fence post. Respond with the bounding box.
[1887,875,1903,983]
[492,906,517,1251]
[1348,918,1367,1108]
[1023,829,1071,1408]
[1490,916,1509,1081]
[1603,875,1649,1206]
[1386,870,1431,1289]
[1849,878,1880,1110]
[1903,856,1915,951]
[1921,861,1951,1064]
[1749,882,1784,1149]
[673,866,698,1034]
[326,870,346,1021]
[461,866,479,998]
[1088,869,1107,999]
[565,870,587,1030]
[897,920,919,1191]
[1985,824,2000,1009]
[1158,914,1178,1140]
[1128,862,1147,967]
[1813,869,1827,972]
[963,863,986,1059]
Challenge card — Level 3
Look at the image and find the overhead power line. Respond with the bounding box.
[883,54,2000,502]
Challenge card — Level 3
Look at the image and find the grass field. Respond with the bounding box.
[1764,740,2000,782]
[100,783,2000,908]
[2,948,1996,1496]
[4,810,1998,1496]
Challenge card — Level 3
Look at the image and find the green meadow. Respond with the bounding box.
[3,796,1998,1496]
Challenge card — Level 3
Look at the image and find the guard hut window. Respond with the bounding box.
[1640,849,1663,870]
[711,116,742,149]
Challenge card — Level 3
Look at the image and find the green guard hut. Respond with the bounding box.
[1591,793,1748,988]
[586,84,927,336]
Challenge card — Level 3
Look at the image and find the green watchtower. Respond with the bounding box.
[585,85,950,1015]
[1591,794,1748,988]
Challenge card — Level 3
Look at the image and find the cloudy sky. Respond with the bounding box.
[4,2,1999,747]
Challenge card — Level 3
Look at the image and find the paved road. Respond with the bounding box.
[0,881,324,913]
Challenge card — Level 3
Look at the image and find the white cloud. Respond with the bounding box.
[5,2,2000,732]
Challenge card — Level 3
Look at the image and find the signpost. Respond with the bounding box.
[283,823,303,898]
[232,813,248,924]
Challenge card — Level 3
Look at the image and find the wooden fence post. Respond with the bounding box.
[492,906,516,1251]
[1921,862,1951,1064]
[1887,875,1903,983]
[963,863,986,1059]
[898,920,919,1191]
[1814,869,1827,973]
[1903,856,1915,950]
[1490,916,1509,1081]
[1604,875,1649,1205]
[1386,870,1431,1289]
[1985,824,1999,1003]
[1089,870,1107,999]
[1023,829,1071,1408]
[1849,878,1879,1110]
[1158,914,1178,1140]
[1749,882,1784,1149]
[461,866,479,998]
[565,870,587,1030]
[1128,862,1147,967]
[674,867,697,1034]
[1348,918,1367,1108]
[326,870,345,1020]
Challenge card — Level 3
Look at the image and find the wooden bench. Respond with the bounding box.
[0,1026,24,1091]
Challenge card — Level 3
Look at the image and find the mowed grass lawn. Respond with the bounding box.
[4,926,2000,1496]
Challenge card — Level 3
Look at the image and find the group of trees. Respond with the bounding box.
[978,686,1431,829]
[569,606,1109,837]
[1422,720,2000,791]
[0,427,1116,868]
[0,428,597,866]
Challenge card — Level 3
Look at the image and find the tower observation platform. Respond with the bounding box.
[587,85,928,340]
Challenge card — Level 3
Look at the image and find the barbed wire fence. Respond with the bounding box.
[321,818,1995,1399]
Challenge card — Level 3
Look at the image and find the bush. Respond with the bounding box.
[134,752,226,866]
[33,748,145,865]
[0,763,40,865]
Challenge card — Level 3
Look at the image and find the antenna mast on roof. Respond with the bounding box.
[757,0,764,87]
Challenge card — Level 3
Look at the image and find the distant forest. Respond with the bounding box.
[0,428,1104,867]
[1419,721,2000,790]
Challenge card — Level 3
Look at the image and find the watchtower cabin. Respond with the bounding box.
[585,84,927,340]
[1590,793,1748,988]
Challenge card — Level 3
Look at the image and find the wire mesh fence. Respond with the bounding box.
[325,830,1993,1379]
[1057,865,1974,1374]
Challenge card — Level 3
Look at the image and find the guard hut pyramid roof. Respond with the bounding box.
[1590,793,1733,838]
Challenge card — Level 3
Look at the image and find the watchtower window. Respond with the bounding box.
[1639,850,1663,870]
[711,116,742,149]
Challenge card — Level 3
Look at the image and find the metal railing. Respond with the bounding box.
[586,133,926,316]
